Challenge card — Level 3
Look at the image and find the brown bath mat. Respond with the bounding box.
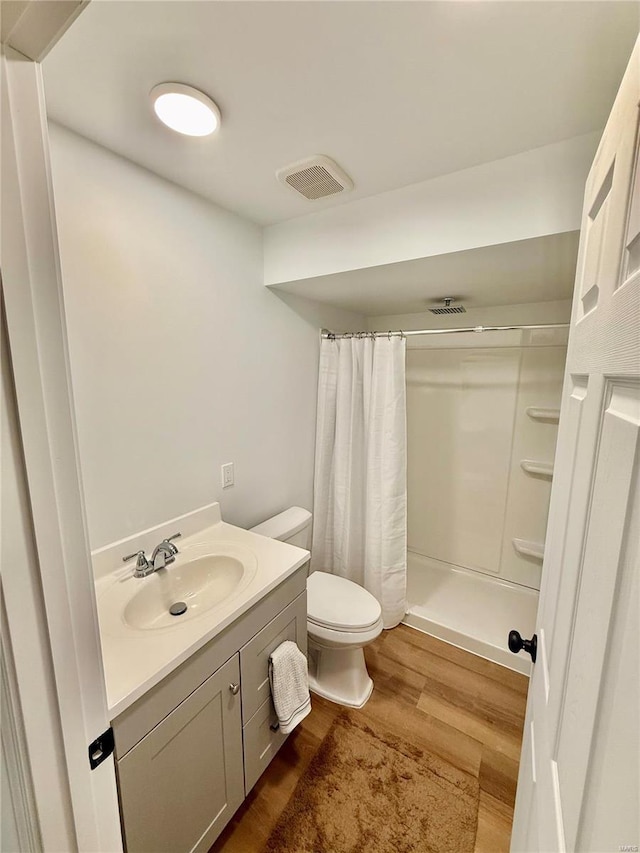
[263,712,479,853]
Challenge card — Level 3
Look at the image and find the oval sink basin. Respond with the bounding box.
[123,542,258,630]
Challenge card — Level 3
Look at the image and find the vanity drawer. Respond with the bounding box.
[239,590,307,723]
[242,696,287,794]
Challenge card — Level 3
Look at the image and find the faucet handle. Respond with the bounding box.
[123,549,148,565]
[163,533,181,555]
[123,550,153,578]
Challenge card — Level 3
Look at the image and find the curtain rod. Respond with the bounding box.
[321,323,569,339]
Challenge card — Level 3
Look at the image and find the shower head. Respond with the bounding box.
[428,297,466,315]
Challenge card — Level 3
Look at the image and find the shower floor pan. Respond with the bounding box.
[403,551,538,675]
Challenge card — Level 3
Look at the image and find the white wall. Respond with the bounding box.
[264,133,598,285]
[49,124,363,550]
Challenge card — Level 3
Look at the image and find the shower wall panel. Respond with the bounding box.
[407,348,520,576]
[406,336,566,590]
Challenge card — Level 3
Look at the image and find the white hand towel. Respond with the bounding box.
[268,640,311,734]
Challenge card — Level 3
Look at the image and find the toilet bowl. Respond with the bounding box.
[306,570,382,707]
[250,507,382,708]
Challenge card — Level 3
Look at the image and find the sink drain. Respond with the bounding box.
[169,601,187,617]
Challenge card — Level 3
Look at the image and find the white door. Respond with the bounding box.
[511,39,640,853]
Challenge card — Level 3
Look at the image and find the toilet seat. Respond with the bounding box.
[307,571,382,632]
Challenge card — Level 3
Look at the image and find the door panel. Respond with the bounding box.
[542,374,589,660]
[575,486,639,852]
[556,381,639,849]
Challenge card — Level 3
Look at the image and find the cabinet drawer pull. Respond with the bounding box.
[229,682,240,695]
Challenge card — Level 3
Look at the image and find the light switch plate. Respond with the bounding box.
[221,462,234,489]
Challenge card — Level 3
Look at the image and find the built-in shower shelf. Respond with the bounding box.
[526,406,560,423]
[520,459,554,478]
[513,538,545,561]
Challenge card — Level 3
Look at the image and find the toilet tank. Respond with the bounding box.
[250,507,312,549]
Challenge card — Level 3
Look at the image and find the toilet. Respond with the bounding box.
[250,507,383,708]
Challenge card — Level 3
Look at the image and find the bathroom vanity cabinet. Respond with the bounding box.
[111,566,308,853]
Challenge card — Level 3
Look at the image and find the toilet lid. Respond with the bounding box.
[307,572,382,631]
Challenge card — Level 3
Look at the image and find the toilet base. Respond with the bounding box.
[308,646,374,709]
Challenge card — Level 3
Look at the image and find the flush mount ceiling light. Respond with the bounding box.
[150,83,221,137]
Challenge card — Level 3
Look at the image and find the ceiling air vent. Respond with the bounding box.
[428,297,467,315]
[276,155,353,201]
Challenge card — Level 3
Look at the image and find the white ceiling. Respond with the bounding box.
[43,1,638,225]
[269,231,581,316]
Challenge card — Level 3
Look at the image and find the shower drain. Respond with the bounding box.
[169,601,187,616]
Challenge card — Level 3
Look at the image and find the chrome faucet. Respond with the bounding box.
[151,537,180,570]
[123,533,181,578]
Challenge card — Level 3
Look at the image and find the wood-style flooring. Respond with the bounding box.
[212,624,529,853]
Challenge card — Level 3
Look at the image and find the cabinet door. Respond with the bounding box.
[117,655,243,853]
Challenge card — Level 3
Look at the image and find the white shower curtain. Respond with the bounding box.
[311,335,407,628]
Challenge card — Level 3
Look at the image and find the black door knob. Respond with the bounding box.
[508,630,537,663]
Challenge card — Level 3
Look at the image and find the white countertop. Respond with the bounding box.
[94,510,309,718]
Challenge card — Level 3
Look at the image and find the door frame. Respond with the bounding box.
[1,5,123,848]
